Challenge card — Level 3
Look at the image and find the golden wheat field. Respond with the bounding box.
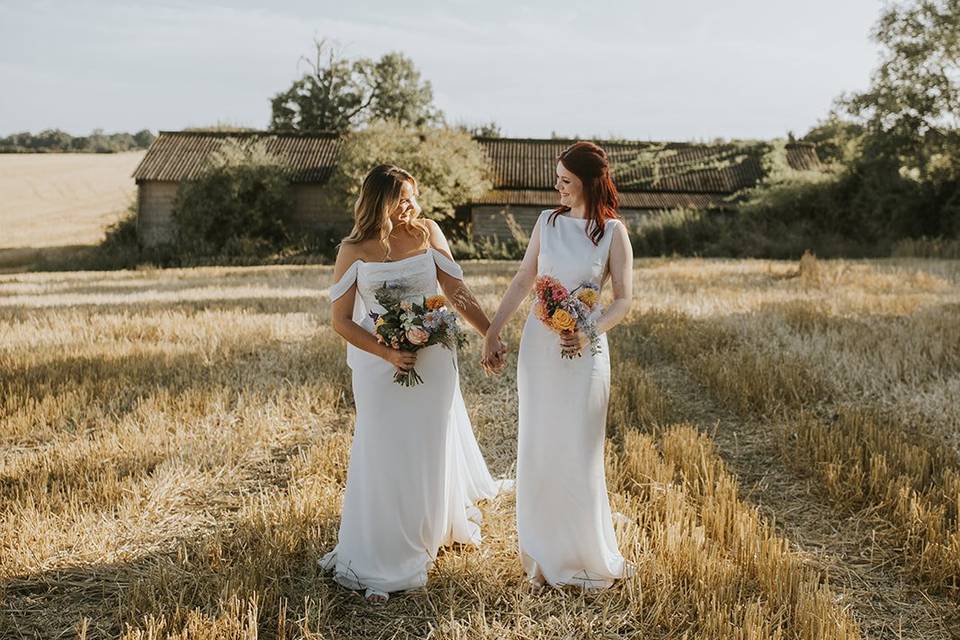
[1,257,959,639]
[0,152,144,250]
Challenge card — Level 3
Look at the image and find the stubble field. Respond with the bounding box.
[1,257,959,639]
[0,152,144,251]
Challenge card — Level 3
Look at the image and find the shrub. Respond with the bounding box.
[322,120,491,240]
[171,140,295,256]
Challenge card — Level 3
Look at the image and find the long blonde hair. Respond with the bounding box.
[341,164,429,259]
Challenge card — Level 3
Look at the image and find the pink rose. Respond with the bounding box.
[406,327,429,346]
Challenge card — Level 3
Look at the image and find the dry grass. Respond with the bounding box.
[4,257,955,638]
[0,151,143,249]
[629,257,960,593]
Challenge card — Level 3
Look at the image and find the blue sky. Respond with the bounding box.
[0,0,881,141]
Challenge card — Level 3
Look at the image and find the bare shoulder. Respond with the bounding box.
[423,218,444,239]
[333,241,366,279]
[609,219,633,256]
[608,217,630,238]
[424,219,452,253]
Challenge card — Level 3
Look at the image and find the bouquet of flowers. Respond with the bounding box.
[534,275,602,359]
[370,281,468,386]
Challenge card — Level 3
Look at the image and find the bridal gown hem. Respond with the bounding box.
[319,247,502,594]
[516,210,634,589]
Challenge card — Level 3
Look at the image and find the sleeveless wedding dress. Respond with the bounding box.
[515,210,632,589]
[321,247,500,593]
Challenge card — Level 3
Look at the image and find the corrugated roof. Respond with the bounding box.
[133,132,821,208]
[476,189,729,210]
[783,144,821,171]
[132,131,341,183]
[476,138,820,194]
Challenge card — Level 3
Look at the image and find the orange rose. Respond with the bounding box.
[550,309,576,332]
[425,295,446,310]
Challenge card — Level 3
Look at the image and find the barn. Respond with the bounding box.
[133,131,820,247]
[469,137,820,239]
[133,131,341,247]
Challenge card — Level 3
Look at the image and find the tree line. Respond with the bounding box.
[0,128,155,153]
[788,0,958,253]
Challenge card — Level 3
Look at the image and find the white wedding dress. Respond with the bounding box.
[516,210,632,588]
[321,247,500,593]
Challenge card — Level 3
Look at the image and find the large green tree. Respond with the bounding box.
[795,0,960,242]
[843,0,959,182]
[322,120,490,233]
[269,40,441,133]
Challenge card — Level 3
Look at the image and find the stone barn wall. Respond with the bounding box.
[137,181,351,247]
[289,184,351,237]
[137,182,664,249]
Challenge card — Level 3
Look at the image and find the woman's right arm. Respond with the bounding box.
[330,245,417,372]
[485,215,542,341]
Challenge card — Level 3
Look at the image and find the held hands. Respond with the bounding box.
[481,332,508,375]
[559,329,589,357]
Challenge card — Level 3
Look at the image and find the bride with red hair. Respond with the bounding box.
[483,141,635,589]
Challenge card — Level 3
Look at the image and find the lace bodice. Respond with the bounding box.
[327,246,464,368]
[329,246,462,314]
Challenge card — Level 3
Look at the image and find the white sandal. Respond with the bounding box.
[364,587,389,605]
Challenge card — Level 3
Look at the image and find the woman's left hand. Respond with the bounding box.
[481,332,508,374]
[559,329,588,355]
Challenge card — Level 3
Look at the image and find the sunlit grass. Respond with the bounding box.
[4,256,954,637]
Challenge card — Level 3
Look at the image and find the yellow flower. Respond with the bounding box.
[576,288,598,308]
[425,295,446,310]
[550,309,576,332]
[375,317,385,327]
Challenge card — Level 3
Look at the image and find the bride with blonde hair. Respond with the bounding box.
[320,164,505,604]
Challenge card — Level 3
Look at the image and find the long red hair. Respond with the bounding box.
[549,141,620,245]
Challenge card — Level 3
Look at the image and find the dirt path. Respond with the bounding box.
[636,347,960,640]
